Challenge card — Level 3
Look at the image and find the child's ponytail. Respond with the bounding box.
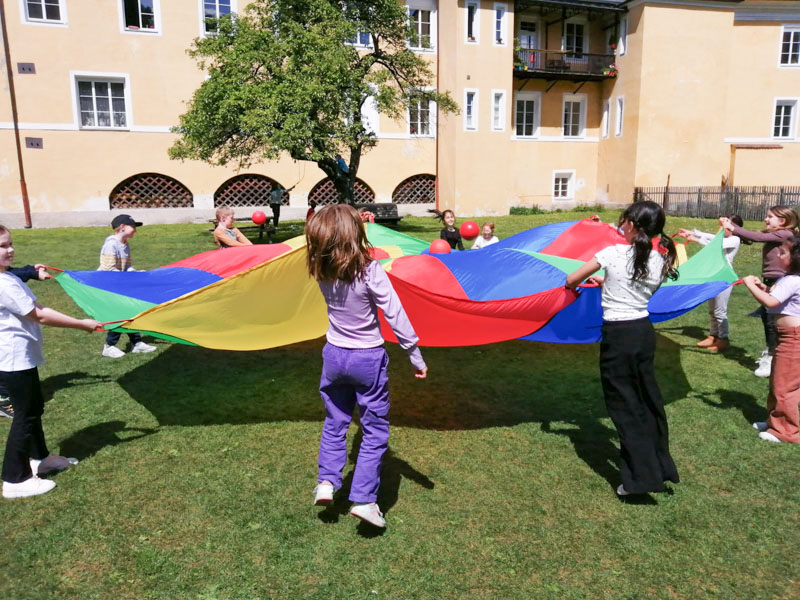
[657,233,679,281]
[621,201,679,284]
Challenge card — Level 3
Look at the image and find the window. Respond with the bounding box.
[514,91,540,137]
[780,26,800,66]
[615,96,624,137]
[562,94,586,138]
[491,90,506,131]
[409,100,432,136]
[24,0,63,23]
[466,1,479,43]
[493,3,507,46]
[618,16,628,56]
[553,171,575,200]
[601,99,610,138]
[348,31,372,47]
[464,89,478,131]
[518,21,537,49]
[77,79,128,129]
[203,0,232,34]
[123,0,157,31]
[774,100,797,139]
[564,21,586,58]
[408,8,431,50]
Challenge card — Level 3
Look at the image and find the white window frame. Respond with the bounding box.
[465,1,480,44]
[407,2,436,52]
[464,88,478,131]
[563,17,588,58]
[513,90,541,139]
[493,3,508,47]
[71,72,133,131]
[199,0,237,37]
[615,95,625,137]
[779,25,800,68]
[618,15,628,56]
[601,99,610,138]
[19,0,67,26]
[561,93,587,139]
[408,98,435,137]
[118,0,162,35]
[491,89,506,132]
[773,98,798,140]
[552,170,576,201]
[347,30,373,48]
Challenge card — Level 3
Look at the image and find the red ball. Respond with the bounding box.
[429,239,451,254]
[252,210,267,225]
[460,221,480,241]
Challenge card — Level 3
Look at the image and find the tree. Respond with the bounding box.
[169,0,458,204]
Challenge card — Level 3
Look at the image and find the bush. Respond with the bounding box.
[509,205,546,215]
[574,204,605,213]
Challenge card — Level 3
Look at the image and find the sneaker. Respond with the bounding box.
[32,454,78,476]
[696,335,716,348]
[2,476,56,499]
[759,431,781,443]
[616,484,630,496]
[754,353,772,378]
[313,481,334,506]
[131,341,157,354]
[0,403,13,419]
[102,344,125,359]
[752,421,768,432]
[349,502,386,528]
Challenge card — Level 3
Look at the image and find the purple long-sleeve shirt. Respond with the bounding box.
[317,260,426,370]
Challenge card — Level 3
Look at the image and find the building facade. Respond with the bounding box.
[1,0,799,227]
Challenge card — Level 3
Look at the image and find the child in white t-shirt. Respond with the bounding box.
[471,222,499,249]
[0,225,100,499]
[566,201,680,496]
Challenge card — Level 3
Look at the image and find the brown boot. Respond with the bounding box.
[696,335,716,348]
[708,338,729,353]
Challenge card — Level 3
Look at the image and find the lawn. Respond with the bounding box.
[1,210,798,600]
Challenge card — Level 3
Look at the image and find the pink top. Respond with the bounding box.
[768,274,800,317]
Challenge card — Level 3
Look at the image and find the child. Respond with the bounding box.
[721,205,799,377]
[742,235,800,443]
[213,206,254,249]
[566,201,680,496]
[431,209,464,250]
[0,224,101,498]
[677,214,744,352]
[99,215,157,358]
[305,204,428,528]
[471,222,499,249]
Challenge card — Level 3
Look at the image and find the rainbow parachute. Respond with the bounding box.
[55,220,738,350]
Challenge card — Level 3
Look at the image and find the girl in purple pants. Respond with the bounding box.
[305,204,428,528]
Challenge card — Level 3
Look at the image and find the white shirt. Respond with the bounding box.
[595,245,666,322]
[691,229,740,267]
[0,272,44,371]
[471,235,499,249]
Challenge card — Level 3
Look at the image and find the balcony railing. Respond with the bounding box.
[514,49,617,80]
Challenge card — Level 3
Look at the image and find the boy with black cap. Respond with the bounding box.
[98,215,156,358]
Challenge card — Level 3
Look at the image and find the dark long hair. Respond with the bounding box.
[305,204,373,283]
[620,201,679,283]
[786,235,800,275]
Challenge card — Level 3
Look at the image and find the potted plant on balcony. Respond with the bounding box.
[602,63,618,77]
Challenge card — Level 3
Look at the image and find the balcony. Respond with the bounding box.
[514,49,617,81]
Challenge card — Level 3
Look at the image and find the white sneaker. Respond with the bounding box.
[131,341,157,354]
[2,476,56,499]
[759,431,781,443]
[102,344,125,358]
[754,351,772,378]
[616,484,630,496]
[752,421,768,432]
[313,481,334,506]
[349,502,386,528]
[32,454,78,476]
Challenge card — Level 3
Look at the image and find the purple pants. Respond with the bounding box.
[318,343,390,503]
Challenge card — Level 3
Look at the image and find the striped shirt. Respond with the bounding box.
[98,235,134,271]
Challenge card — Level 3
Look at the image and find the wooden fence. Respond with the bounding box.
[633,186,800,221]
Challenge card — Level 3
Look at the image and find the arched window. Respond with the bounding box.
[392,174,436,204]
[308,178,375,206]
[214,174,289,208]
[109,173,193,208]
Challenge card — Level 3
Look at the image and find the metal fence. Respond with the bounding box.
[633,186,800,220]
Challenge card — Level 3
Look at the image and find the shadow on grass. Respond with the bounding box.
[695,388,763,426]
[58,420,158,461]
[40,371,114,403]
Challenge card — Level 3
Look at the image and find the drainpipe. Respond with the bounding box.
[0,0,32,228]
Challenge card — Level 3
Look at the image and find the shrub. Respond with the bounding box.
[509,205,546,215]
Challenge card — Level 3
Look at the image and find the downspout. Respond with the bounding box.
[0,0,32,228]
[434,2,439,210]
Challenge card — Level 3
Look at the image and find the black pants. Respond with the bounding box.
[600,318,679,494]
[1,368,48,483]
[270,204,280,228]
[760,278,778,353]
[106,330,141,347]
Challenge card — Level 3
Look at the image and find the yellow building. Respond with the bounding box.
[1,0,799,227]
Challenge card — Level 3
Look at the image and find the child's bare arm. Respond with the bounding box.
[566,258,602,290]
[743,276,781,309]
[26,303,100,332]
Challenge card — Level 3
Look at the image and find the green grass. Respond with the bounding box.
[2,213,798,600]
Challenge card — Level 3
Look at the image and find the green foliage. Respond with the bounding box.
[510,205,546,215]
[169,0,457,203]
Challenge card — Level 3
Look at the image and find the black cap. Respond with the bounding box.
[111,214,142,229]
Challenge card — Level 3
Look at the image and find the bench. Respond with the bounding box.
[353,203,402,226]
[209,217,276,244]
